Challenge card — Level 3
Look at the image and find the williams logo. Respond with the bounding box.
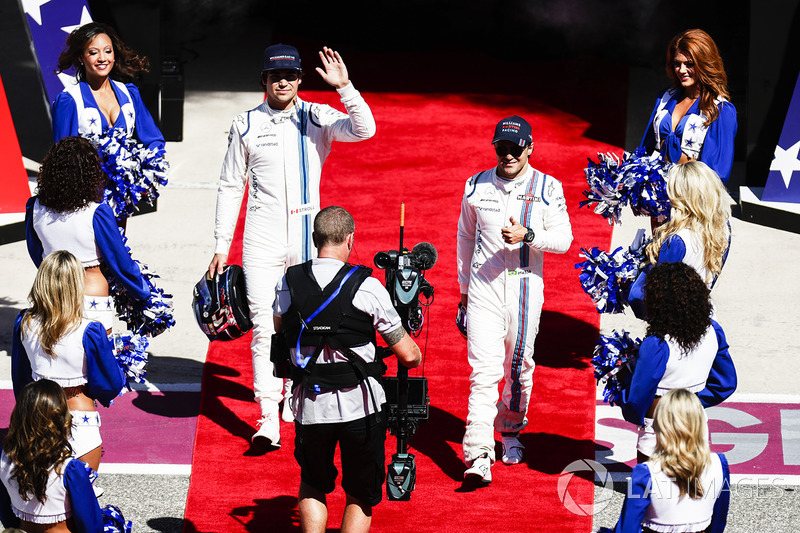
[517,194,539,202]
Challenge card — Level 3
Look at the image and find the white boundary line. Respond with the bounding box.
[98,463,191,475]
[724,393,800,404]
[0,380,201,393]
[127,382,202,393]
[596,388,800,404]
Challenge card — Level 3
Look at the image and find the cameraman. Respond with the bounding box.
[457,116,573,483]
[273,206,420,532]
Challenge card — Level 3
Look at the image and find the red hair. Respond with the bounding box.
[666,29,730,126]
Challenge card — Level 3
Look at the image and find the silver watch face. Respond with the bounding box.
[525,229,534,242]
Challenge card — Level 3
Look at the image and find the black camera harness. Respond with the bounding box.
[282,261,387,413]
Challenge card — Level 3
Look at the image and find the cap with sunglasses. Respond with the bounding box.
[492,115,532,147]
[262,43,302,72]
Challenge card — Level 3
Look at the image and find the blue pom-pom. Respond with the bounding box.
[617,148,672,221]
[109,332,149,385]
[591,330,641,406]
[581,149,672,224]
[107,229,175,337]
[580,152,625,225]
[102,505,132,533]
[87,128,169,220]
[576,230,651,313]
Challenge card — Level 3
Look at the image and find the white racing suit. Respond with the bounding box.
[457,166,572,464]
[214,83,376,416]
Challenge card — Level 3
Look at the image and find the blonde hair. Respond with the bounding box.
[21,251,85,357]
[646,161,732,282]
[652,389,711,499]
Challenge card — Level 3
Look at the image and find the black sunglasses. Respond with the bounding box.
[494,144,526,158]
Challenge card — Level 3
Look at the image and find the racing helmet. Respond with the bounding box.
[192,265,252,341]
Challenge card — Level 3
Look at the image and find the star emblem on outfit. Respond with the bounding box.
[128,110,134,121]
[106,300,113,309]
[89,299,98,309]
[685,138,694,147]
[90,117,97,125]
[82,414,91,423]
[770,139,800,188]
[689,123,697,132]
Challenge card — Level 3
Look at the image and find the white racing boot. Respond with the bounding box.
[464,453,492,484]
[500,433,524,465]
[252,412,281,451]
[281,380,294,423]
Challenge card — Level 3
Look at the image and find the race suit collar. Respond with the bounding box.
[493,165,534,193]
[263,96,305,116]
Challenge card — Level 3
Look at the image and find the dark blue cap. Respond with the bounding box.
[262,43,301,72]
[492,115,533,146]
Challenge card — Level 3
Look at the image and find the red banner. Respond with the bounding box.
[0,74,30,214]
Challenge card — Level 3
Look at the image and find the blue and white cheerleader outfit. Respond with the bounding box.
[618,320,737,456]
[26,197,173,338]
[639,88,737,184]
[628,227,730,319]
[25,197,151,331]
[604,453,730,533]
[52,80,168,219]
[11,312,125,457]
[0,454,103,531]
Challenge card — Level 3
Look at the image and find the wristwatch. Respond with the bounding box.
[523,227,535,243]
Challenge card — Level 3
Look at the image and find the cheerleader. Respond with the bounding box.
[639,29,737,184]
[53,21,167,222]
[25,137,152,333]
[11,251,125,471]
[619,262,736,462]
[628,161,732,318]
[0,380,103,532]
[602,388,730,533]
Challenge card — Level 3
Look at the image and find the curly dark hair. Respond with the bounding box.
[644,262,712,353]
[37,137,106,212]
[56,22,150,82]
[3,380,73,504]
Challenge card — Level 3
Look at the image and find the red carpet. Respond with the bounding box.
[183,88,619,532]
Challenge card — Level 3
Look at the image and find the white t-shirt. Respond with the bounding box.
[273,257,402,424]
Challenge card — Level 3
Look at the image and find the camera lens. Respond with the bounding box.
[374,251,392,269]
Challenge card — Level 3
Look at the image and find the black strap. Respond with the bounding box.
[300,360,386,391]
